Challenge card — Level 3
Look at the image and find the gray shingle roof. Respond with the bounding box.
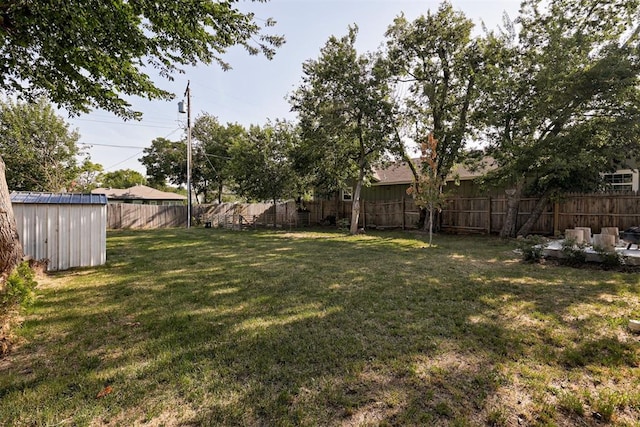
[92,184,186,201]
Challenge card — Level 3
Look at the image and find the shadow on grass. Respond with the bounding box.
[1,228,639,425]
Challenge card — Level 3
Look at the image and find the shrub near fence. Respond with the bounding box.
[106,192,640,234]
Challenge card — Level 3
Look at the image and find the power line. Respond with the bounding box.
[72,118,177,129]
[83,143,146,149]
[80,127,183,150]
[104,150,145,171]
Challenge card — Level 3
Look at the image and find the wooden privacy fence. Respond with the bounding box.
[107,193,640,235]
[107,204,187,229]
[198,201,299,229]
[441,193,640,235]
[108,202,303,230]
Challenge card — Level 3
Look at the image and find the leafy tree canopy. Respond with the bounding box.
[140,137,185,188]
[477,0,640,237]
[384,1,480,181]
[192,114,246,203]
[0,98,81,192]
[291,25,398,233]
[99,169,147,189]
[0,0,284,119]
[229,120,297,204]
[73,159,104,192]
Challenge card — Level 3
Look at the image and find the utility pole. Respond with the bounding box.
[180,81,193,228]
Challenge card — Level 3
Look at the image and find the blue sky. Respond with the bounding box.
[67,0,521,174]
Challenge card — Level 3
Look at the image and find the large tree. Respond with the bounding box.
[478,0,640,238]
[192,114,245,203]
[228,121,297,209]
[384,2,481,183]
[140,137,186,187]
[291,26,398,234]
[0,0,283,280]
[0,98,81,192]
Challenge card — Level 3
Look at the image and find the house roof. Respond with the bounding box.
[91,184,186,201]
[371,157,497,186]
[10,192,107,205]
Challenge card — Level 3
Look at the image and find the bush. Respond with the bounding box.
[593,246,625,269]
[1,262,38,309]
[337,218,350,231]
[560,238,587,266]
[517,235,547,263]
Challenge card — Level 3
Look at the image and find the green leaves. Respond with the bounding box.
[0,98,81,192]
[291,26,397,197]
[228,120,298,203]
[384,2,479,181]
[191,114,243,203]
[481,0,640,194]
[0,0,284,119]
[99,169,147,189]
[140,137,186,188]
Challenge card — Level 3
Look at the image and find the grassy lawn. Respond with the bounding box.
[1,228,640,426]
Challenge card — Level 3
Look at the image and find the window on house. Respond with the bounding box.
[603,172,633,192]
[342,187,353,201]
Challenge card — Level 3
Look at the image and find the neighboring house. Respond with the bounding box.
[602,169,639,192]
[348,159,639,201]
[92,184,186,205]
[346,157,499,202]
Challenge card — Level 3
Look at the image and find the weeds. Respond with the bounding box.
[592,390,624,423]
[1,262,37,309]
[560,237,587,266]
[1,261,38,356]
[336,217,350,231]
[594,246,625,269]
[558,391,584,417]
[516,235,547,263]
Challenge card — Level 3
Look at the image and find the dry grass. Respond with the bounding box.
[1,228,639,426]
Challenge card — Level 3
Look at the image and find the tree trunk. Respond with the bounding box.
[428,202,434,245]
[517,190,552,237]
[0,156,23,286]
[499,183,523,239]
[349,168,365,235]
[217,183,223,204]
[418,208,427,230]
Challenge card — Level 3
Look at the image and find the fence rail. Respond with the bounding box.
[106,193,640,235]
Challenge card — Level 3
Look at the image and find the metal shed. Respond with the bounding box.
[10,192,107,271]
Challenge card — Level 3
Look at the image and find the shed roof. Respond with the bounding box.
[10,192,107,205]
[92,184,186,201]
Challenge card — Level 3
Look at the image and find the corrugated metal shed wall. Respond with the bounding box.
[11,193,107,271]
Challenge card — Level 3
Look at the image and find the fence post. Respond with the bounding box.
[402,196,406,230]
[553,201,560,236]
[487,196,492,234]
[362,200,365,228]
